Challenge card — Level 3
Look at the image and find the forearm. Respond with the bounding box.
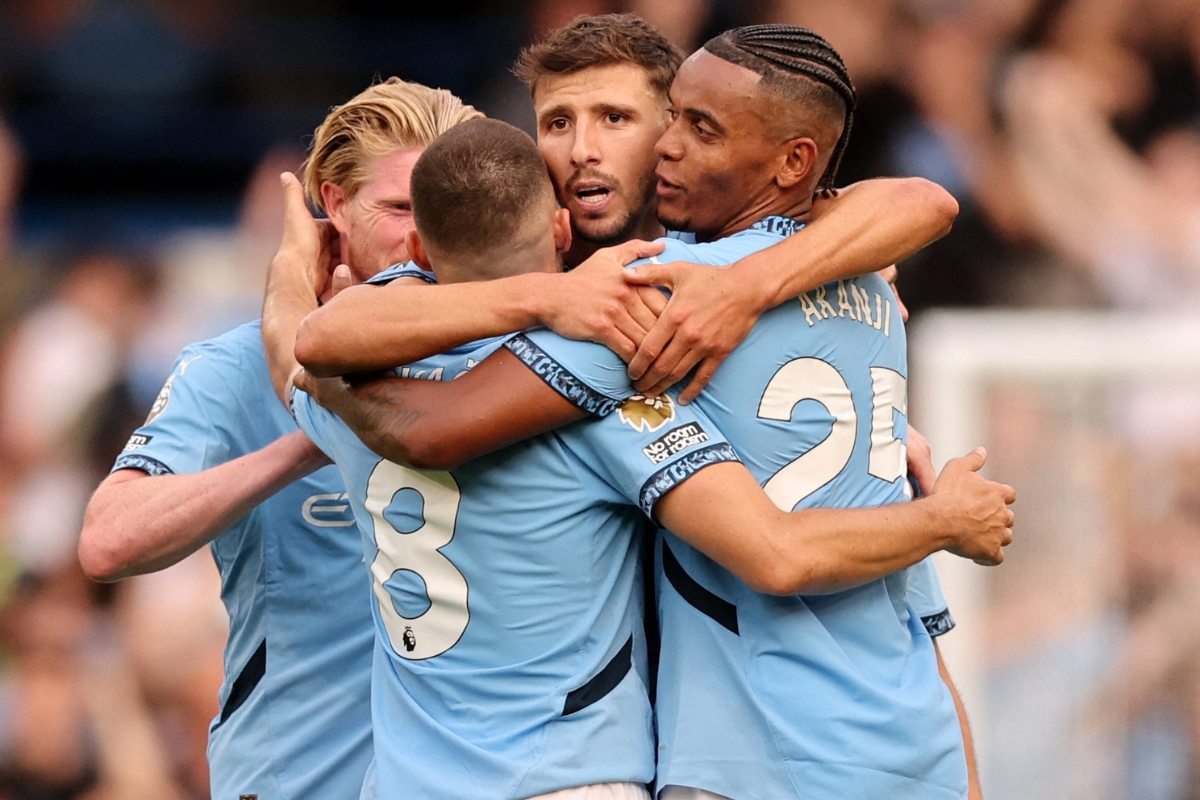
[744,178,959,309]
[313,376,429,466]
[296,273,554,377]
[756,499,958,595]
[303,349,588,470]
[659,464,958,596]
[262,250,319,403]
[79,433,325,582]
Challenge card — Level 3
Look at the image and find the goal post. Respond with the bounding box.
[910,310,1200,799]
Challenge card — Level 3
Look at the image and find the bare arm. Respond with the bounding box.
[78,431,329,582]
[296,239,667,377]
[936,640,983,799]
[261,172,341,403]
[655,448,1014,596]
[624,177,959,400]
[301,344,1015,593]
[749,177,958,308]
[296,348,588,470]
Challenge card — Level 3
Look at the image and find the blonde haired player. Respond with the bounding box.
[78,77,480,800]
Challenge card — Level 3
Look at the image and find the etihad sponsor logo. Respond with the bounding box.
[122,433,153,451]
[617,394,675,433]
[302,492,354,527]
[642,423,710,464]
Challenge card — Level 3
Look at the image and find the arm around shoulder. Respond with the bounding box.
[653,446,1014,596]
[750,176,960,308]
[298,347,588,471]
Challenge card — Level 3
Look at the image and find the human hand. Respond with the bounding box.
[294,369,351,412]
[275,172,341,298]
[540,239,667,361]
[622,260,770,403]
[930,447,1016,565]
[320,263,356,304]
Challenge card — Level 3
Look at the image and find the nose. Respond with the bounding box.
[570,119,600,167]
[655,119,683,161]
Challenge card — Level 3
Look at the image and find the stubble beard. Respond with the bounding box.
[572,170,659,247]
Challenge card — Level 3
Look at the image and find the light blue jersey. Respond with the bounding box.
[507,216,968,800]
[112,321,374,800]
[910,556,955,637]
[292,337,738,800]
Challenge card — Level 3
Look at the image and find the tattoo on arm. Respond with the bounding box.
[317,377,428,463]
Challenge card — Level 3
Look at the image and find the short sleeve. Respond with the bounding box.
[288,388,338,462]
[504,331,633,415]
[111,342,243,476]
[907,556,955,638]
[561,388,740,517]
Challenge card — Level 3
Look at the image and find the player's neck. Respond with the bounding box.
[701,189,814,243]
[564,212,664,267]
[435,236,562,284]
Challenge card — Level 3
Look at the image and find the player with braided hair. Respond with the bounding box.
[274,20,997,800]
[701,24,856,192]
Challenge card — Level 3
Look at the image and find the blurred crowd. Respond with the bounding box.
[0,0,1195,798]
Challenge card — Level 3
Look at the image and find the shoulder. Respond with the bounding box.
[184,321,266,364]
[163,321,268,400]
[641,233,776,268]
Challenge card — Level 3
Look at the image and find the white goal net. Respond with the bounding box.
[911,311,1200,800]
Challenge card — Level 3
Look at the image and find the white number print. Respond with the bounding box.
[757,357,908,511]
[867,367,908,487]
[365,461,469,660]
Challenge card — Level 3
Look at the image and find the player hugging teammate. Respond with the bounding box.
[84,13,1015,800]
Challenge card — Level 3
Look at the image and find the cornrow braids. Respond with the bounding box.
[704,25,857,190]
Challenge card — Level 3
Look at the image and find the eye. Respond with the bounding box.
[547,117,569,131]
[668,108,679,122]
[605,112,625,124]
[392,202,412,212]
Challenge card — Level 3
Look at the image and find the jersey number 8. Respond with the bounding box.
[365,461,469,660]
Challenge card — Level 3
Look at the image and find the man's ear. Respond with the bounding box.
[776,136,820,190]
[551,207,572,257]
[407,229,433,271]
[320,181,350,233]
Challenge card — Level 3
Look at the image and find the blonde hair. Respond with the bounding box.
[302,78,484,211]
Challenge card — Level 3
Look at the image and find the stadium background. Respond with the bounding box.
[0,0,1196,798]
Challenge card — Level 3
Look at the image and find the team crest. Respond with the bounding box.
[617,394,676,433]
[145,355,202,425]
[144,379,172,424]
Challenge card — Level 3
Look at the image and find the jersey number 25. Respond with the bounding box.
[758,356,908,510]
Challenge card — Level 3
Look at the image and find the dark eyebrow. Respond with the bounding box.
[537,104,571,126]
[684,106,725,135]
[596,102,640,120]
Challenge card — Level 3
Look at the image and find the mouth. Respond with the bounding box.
[655,172,683,197]
[570,180,615,212]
